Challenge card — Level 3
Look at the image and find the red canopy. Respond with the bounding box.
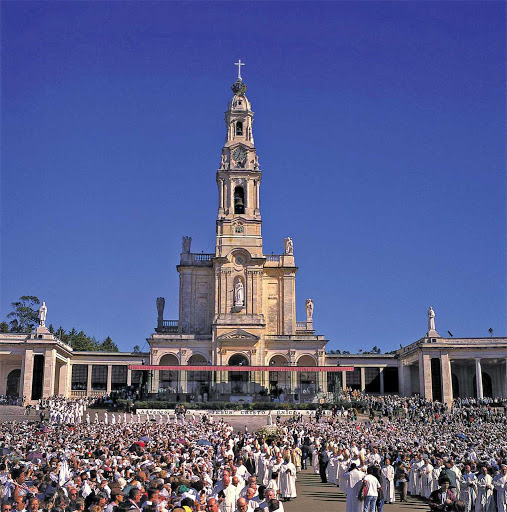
[129,365,354,372]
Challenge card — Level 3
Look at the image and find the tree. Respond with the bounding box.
[100,336,119,352]
[133,345,141,353]
[3,295,118,352]
[7,296,40,332]
[371,345,381,354]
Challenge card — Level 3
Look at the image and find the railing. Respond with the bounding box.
[70,390,104,398]
[296,321,307,328]
[158,320,179,334]
[193,253,213,261]
[266,255,281,262]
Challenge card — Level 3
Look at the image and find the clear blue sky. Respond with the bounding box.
[1,1,505,354]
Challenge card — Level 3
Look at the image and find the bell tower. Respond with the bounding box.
[211,62,266,366]
[216,60,263,259]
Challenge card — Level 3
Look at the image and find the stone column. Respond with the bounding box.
[379,367,385,395]
[282,274,295,335]
[400,363,411,397]
[440,353,453,406]
[127,368,132,387]
[151,370,160,394]
[475,358,483,399]
[419,353,433,401]
[59,362,69,396]
[219,179,224,211]
[87,364,93,396]
[0,362,5,396]
[504,358,507,398]
[43,349,56,398]
[22,350,34,401]
[341,370,347,391]
[106,365,112,393]
[360,367,366,392]
[180,370,188,394]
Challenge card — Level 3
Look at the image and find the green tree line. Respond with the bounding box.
[0,295,119,352]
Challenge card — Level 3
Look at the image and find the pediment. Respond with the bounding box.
[217,329,259,341]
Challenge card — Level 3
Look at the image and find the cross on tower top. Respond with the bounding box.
[234,59,245,81]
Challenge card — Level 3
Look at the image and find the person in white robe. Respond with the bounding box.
[460,464,477,512]
[344,464,365,512]
[475,466,494,512]
[493,465,507,512]
[279,457,297,501]
[312,444,320,475]
[421,459,434,499]
[212,471,240,512]
[432,460,443,493]
[381,460,395,504]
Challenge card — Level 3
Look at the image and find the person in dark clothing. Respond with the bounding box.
[429,478,456,512]
[301,443,310,470]
[318,447,329,483]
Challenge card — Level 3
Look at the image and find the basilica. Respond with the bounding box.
[1,68,506,405]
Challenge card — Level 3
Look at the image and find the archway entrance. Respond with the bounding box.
[269,355,290,398]
[159,354,179,393]
[228,354,250,394]
[6,369,21,397]
[187,354,211,398]
[297,355,317,397]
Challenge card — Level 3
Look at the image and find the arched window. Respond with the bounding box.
[234,186,245,214]
[236,121,243,136]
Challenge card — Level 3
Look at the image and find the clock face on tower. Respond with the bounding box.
[232,147,247,164]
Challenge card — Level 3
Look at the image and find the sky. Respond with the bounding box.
[1,1,505,354]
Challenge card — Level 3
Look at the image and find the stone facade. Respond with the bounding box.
[1,74,506,405]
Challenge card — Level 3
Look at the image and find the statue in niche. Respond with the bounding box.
[234,280,244,307]
[220,153,228,169]
[284,237,294,255]
[182,236,192,253]
[156,297,165,326]
[306,298,314,320]
[428,306,436,331]
[38,301,47,327]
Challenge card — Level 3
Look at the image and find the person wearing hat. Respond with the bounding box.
[429,477,457,512]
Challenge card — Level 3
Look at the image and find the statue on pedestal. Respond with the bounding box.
[156,297,165,327]
[234,280,244,307]
[428,306,436,331]
[284,237,293,255]
[38,301,47,327]
[306,298,314,320]
[182,236,192,253]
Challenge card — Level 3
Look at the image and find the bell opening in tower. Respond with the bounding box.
[235,121,243,136]
[234,186,245,214]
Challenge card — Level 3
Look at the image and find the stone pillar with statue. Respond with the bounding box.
[306,298,314,330]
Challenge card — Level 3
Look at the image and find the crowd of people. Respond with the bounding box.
[0,394,505,512]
